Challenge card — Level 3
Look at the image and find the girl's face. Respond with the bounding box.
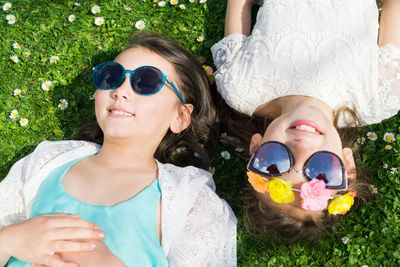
[250,104,355,215]
[95,47,190,144]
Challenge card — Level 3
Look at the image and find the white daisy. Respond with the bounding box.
[9,109,18,120]
[235,147,245,152]
[390,167,398,174]
[199,0,207,3]
[19,118,29,127]
[383,163,388,169]
[385,144,392,150]
[50,56,60,64]
[193,152,200,158]
[13,42,21,49]
[356,137,365,144]
[366,132,377,141]
[13,89,21,96]
[41,81,52,91]
[135,20,146,30]
[24,50,31,57]
[124,5,132,11]
[383,132,395,143]
[68,14,76,22]
[341,236,349,245]
[58,99,68,110]
[3,2,11,11]
[208,167,215,175]
[90,91,97,100]
[176,146,186,153]
[179,4,186,9]
[189,0,195,2]
[74,2,80,6]
[10,55,18,63]
[369,184,378,194]
[170,0,178,5]
[94,17,104,26]
[158,1,166,7]
[352,143,358,150]
[91,5,101,14]
[6,14,16,24]
[221,151,231,160]
[196,35,204,42]
[153,0,159,2]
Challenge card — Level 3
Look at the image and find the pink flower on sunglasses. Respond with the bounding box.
[300,179,331,211]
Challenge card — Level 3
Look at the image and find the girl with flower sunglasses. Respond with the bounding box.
[0,33,236,266]
[211,0,400,241]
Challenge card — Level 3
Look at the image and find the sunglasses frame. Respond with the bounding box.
[93,61,186,104]
[247,141,348,190]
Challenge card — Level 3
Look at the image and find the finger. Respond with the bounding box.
[49,227,105,241]
[42,254,78,267]
[42,216,100,230]
[51,240,97,253]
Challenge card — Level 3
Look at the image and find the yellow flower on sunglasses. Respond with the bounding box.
[268,178,295,203]
[328,191,356,215]
[247,172,269,193]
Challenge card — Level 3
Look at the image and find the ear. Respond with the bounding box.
[342,147,356,182]
[249,133,263,155]
[170,104,194,134]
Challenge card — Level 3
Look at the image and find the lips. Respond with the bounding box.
[289,120,323,135]
[107,107,134,117]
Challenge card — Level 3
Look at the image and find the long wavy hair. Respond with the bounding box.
[76,33,216,167]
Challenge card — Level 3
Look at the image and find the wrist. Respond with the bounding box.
[0,227,12,264]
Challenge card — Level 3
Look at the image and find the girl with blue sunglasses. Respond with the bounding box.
[0,33,236,266]
[212,0,400,241]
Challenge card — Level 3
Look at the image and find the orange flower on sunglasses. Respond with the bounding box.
[247,171,269,193]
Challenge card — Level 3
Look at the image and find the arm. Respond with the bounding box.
[225,0,257,36]
[378,0,400,48]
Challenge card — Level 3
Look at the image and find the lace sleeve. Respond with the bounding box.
[211,34,248,69]
[378,44,400,118]
[167,184,237,267]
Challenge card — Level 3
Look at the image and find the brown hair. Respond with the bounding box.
[214,93,373,241]
[77,33,216,167]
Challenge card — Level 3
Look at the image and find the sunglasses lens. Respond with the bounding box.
[132,67,163,95]
[252,142,291,175]
[304,153,344,187]
[93,62,124,89]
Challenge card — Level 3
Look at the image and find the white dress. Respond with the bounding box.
[211,0,400,127]
[0,141,237,267]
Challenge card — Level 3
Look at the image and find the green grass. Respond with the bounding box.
[1,0,400,266]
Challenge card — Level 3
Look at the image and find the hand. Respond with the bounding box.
[0,214,105,267]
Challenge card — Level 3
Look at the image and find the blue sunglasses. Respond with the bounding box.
[93,61,186,104]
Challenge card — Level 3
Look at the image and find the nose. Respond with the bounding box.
[112,74,131,100]
[286,139,316,170]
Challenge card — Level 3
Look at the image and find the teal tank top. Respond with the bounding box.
[7,156,168,267]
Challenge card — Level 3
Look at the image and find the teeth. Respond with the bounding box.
[110,110,133,116]
[295,125,318,133]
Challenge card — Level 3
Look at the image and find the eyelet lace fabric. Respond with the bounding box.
[0,141,237,266]
[211,0,400,127]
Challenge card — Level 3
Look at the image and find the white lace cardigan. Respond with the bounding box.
[211,0,400,127]
[0,141,237,267]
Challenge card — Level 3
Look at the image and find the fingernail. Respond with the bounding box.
[94,224,101,229]
[98,231,105,238]
[87,243,96,250]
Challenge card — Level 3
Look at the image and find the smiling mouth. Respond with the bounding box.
[289,120,323,135]
[108,109,134,117]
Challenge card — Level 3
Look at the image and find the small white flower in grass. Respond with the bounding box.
[13,89,21,96]
[179,4,186,9]
[19,118,29,127]
[10,55,18,63]
[360,265,369,267]
[97,45,103,50]
[94,17,104,26]
[235,147,244,152]
[74,2,80,6]
[356,137,365,144]
[91,5,101,14]
[50,56,60,64]
[90,91,97,100]
[24,50,31,57]
[153,0,159,2]
[208,167,215,175]
[369,184,378,194]
[221,151,231,160]
[6,14,16,24]
[385,144,392,150]
[366,132,377,141]
[124,5,132,11]
[170,0,178,5]
[383,163,388,169]
[3,2,11,11]
[68,14,76,22]
[13,42,21,49]
[352,143,358,150]
[193,152,200,158]
[9,109,18,120]
[176,147,186,153]
[199,0,207,3]
[383,132,395,143]
[189,0,195,3]
[197,36,204,42]
[158,1,166,7]
[341,236,349,245]
[42,81,52,91]
[390,167,398,174]
[58,99,68,110]
[135,20,146,30]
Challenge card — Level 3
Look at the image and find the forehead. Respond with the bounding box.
[114,46,179,83]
